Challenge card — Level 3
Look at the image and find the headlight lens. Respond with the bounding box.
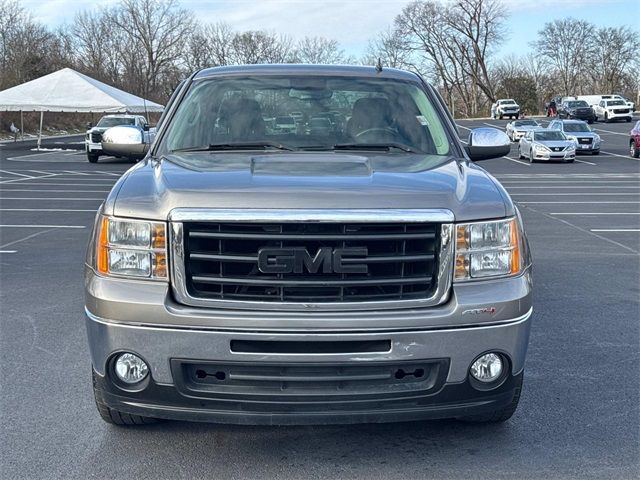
[535,144,550,152]
[96,216,167,280]
[455,218,522,281]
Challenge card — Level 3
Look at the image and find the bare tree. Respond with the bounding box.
[588,26,640,93]
[108,0,195,98]
[230,31,294,64]
[294,36,345,64]
[363,27,414,69]
[533,18,595,95]
[185,22,235,70]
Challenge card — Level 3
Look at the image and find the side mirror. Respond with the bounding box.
[101,125,148,160]
[143,123,150,131]
[464,127,511,161]
[86,122,93,129]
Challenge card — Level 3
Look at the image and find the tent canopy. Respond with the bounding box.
[0,68,164,113]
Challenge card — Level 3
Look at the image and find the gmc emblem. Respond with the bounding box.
[257,247,368,274]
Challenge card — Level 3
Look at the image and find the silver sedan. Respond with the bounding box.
[518,129,576,163]
[505,119,541,142]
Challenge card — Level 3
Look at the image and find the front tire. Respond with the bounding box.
[87,152,99,163]
[604,112,609,123]
[592,150,600,156]
[631,141,640,158]
[518,146,523,159]
[529,149,535,163]
[92,370,158,426]
[459,374,524,423]
[626,117,632,123]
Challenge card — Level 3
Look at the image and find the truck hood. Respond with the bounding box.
[108,152,511,222]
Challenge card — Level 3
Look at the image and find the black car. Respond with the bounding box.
[558,100,596,124]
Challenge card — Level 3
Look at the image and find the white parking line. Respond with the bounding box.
[0,208,98,212]
[550,212,640,215]
[590,229,640,232]
[518,201,640,204]
[601,150,638,160]
[457,125,472,131]
[0,182,116,186]
[594,128,628,136]
[0,250,17,254]
[502,156,531,167]
[0,197,104,201]
[574,159,597,165]
[507,186,640,189]
[0,189,111,193]
[511,193,639,196]
[0,169,35,178]
[0,225,86,228]
[0,229,56,249]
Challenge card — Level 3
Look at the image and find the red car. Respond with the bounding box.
[631,120,640,158]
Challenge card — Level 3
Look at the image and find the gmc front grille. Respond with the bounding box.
[181,221,440,303]
[91,132,102,143]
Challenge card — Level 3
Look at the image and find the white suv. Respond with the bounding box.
[593,99,633,123]
[491,99,520,120]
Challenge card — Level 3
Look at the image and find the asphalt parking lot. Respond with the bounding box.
[0,118,638,479]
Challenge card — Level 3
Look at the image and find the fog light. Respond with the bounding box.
[114,353,148,384]
[470,353,503,383]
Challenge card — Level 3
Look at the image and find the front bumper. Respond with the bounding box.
[85,269,532,424]
[532,149,576,161]
[86,140,102,153]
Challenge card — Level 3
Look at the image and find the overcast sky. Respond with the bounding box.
[21,0,637,59]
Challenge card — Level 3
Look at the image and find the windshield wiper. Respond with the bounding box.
[171,141,295,153]
[332,142,420,153]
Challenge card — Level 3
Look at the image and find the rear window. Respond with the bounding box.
[567,101,589,108]
[606,100,625,106]
[159,75,452,156]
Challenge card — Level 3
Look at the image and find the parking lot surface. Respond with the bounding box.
[1,118,638,479]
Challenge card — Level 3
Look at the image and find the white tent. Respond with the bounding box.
[0,68,164,148]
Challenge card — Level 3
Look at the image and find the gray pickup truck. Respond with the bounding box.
[85,65,532,426]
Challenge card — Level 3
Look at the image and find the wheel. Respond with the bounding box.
[515,114,519,120]
[631,141,640,158]
[626,117,632,123]
[587,119,593,124]
[567,159,575,163]
[518,146,523,159]
[92,370,158,426]
[458,374,524,423]
[87,152,99,163]
[604,112,609,123]
[592,150,600,156]
[529,149,535,163]
[499,113,503,120]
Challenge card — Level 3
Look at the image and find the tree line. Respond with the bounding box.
[0,0,638,118]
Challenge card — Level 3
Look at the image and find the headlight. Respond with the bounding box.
[593,134,601,144]
[96,216,167,280]
[535,144,550,152]
[455,218,522,281]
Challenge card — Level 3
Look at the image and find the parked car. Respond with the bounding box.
[505,119,541,142]
[86,115,150,163]
[273,115,297,133]
[491,99,520,119]
[517,128,575,163]
[306,116,333,135]
[593,99,633,123]
[557,100,596,123]
[630,120,640,158]
[84,64,532,427]
[548,119,601,154]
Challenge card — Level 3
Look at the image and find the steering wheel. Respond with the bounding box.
[354,127,398,143]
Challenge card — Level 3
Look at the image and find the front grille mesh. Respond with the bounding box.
[91,132,102,143]
[182,222,440,303]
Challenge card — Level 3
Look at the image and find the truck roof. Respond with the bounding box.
[194,64,422,83]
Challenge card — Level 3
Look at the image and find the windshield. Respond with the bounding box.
[97,117,136,128]
[606,100,625,106]
[535,131,566,141]
[568,101,589,108]
[564,123,590,132]
[514,120,538,127]
[159,76,451,156]
[500,100,516,105]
